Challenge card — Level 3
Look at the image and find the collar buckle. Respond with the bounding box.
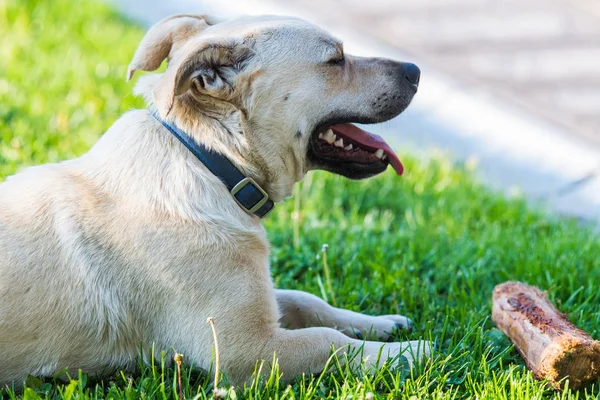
[151,110,274,218]
[230,177,270,215]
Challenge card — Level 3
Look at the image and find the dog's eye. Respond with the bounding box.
[327,55,345,66]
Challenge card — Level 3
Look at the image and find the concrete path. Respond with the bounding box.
[111,0,600,223]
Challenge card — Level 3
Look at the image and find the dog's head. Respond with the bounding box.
[129,14,419,201]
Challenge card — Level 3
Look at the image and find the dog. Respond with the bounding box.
[0,13,430,388]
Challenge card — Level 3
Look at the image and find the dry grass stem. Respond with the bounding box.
[321,244,336,306]
[207,317,224,399]
[173,352,184,399]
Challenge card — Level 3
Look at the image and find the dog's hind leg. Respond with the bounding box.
[276,289,413,341]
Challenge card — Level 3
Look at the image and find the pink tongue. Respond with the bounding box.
[330,123,404,175]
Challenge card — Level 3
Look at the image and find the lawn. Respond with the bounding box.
[1,0,600,399]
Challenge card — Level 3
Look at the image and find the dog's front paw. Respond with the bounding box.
[395,340,434,368]
[347,314,413,341]
[358,340,434,370]
[382,314,414,332]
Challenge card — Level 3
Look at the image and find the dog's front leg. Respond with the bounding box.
[247,327,431,382]
[276,289,413,341]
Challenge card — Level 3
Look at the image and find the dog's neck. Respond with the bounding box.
[78,109,266,229]
[135,74,297,203]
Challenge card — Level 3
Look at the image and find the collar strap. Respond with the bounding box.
[152,111,274,218]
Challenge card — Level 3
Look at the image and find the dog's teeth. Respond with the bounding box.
[374,149,384,159]
[323,129,336,144]
[318,132,324,139]
[382,154,387,160]
[344,144,353,151]
[334,138,344,148]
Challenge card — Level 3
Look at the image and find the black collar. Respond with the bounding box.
[151,111,274,218]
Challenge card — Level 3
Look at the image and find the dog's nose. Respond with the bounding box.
[402,63,421,88]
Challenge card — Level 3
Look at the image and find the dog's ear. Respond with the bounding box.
[127,14,213,81]
[128,14,255,118]
[152,41,255,116]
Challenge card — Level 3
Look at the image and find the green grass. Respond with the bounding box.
[0,0,144,177]
[1,0,600,398]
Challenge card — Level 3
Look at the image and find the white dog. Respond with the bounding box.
[0,14,430,388]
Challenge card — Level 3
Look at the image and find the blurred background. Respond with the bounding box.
[111,0,600,223]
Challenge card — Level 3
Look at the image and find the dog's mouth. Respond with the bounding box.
[308,123,403,177]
